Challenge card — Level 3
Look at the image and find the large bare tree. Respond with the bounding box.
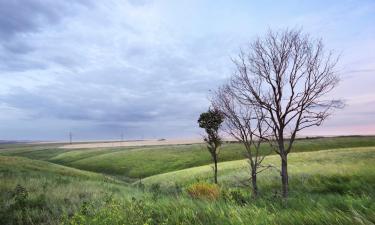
[212,85,271,197]
[229,29,343,198]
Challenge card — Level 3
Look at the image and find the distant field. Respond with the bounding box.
[2,136,375,180]
[59,138,203,149]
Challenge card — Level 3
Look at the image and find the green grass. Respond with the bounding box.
[67,146,375,225]
[64,193,375,225]
[2,147,374,224]
[2,136,375,180]
[0,144,68,160]
[141,147,375,192]
[1,136,375,224]
[0,155,145,225]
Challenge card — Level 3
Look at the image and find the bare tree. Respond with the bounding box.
[212,85,271,197]
[198,108,224,184]
[229,29,343,198]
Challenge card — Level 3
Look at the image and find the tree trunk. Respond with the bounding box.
[281,154,288,198]
[251,172,258,198]
[213,155,218,184]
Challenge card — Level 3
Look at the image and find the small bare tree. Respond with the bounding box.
[198,108,224,184]
[229,29,343,198]
[212,85,271,197]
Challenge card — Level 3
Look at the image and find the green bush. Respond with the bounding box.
[221,188,248,205]
[149,183,161,200]
[229,189,248,205]
[13,184,29,209]
[0,184,49,225]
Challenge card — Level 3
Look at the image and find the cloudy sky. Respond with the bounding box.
[0,0,374,141]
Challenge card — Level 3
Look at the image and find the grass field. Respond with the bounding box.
[142,147,375,191]
[0,136,375,224]
[2,136,375,180]
[0,156,145,224]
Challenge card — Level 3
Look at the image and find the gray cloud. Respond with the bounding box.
[0,0,94,72]
[0,0,92,39]
[0,0,374,140]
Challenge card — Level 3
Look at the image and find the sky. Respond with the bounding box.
[0,0,374,141]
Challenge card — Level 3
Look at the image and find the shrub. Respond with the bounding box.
[221,188,248,205]
[229,189,247,205]
[164,183,183,196]
[186,183,220,200]
[136,179,145,192]
[13,184,29,209]
[174,182,182,195]
[62,197,157,225]
[149,183,161,193]
[149,183,161,200]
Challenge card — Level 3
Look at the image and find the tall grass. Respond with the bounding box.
[63,192,374,225]
[0,156,143,225]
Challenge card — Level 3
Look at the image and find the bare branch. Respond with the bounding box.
[217,28,342,198]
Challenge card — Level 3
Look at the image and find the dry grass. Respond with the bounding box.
[187,182,221,200]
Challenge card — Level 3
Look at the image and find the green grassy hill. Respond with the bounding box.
[0,155,143,225]
[1,136,375,224]
[2,136,375,180]
[142,147,375,192]
[0,155,104,180]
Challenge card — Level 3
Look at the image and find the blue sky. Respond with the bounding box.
[0,0,374,141]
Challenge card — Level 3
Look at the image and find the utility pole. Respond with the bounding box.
[69,132,72,144]
[120,132,124,142]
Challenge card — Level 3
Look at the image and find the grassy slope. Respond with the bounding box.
[129,147,374,224]
[1,140,375,224]
[44,147,375,224]
[142,147,375,191]
[0,155,144,225]
[0,156,105,179]
[2,136,375,180]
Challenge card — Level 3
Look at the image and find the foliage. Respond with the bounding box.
[198,108,224,133]
[221,188,249,206]
[63,197,156,225]
[149,183,161,200]
[198,108,224,148]
[13,184,29,209]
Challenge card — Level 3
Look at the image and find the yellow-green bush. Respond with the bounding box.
[186,183,220,200]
